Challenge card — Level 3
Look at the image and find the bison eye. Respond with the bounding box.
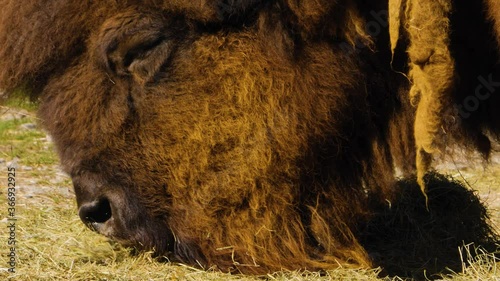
[92,9,186,84]
[107,33,173,82]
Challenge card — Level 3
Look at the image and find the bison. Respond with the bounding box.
[0,0,498,277]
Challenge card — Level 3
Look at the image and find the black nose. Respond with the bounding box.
[79,198,112,225]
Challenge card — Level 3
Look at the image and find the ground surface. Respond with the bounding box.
[0,104,498,280]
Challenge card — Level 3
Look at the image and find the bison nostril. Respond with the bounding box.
[79,198,112,224]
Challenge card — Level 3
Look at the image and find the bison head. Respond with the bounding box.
[1,0,496,276]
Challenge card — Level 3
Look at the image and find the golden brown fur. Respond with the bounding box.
[486,0,500,48]
[0,0,497,276]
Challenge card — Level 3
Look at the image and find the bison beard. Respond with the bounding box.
[0,0,498,277]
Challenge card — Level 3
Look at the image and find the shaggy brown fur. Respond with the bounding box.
[0,0,497,277]
[486,0,500,48]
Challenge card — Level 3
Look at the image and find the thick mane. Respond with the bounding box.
[486,0,500,48]
[0,1,367,95]
[0,2,99,94]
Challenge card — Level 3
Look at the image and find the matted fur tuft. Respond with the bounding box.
[389,0,500,191]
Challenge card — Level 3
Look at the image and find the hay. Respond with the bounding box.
[361,172,499,279]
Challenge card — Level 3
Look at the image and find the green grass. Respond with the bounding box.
[0,104,498,280]
[2,89,39,111]
[0,108,57,166]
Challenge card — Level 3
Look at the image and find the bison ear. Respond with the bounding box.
[92,10,177,84]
